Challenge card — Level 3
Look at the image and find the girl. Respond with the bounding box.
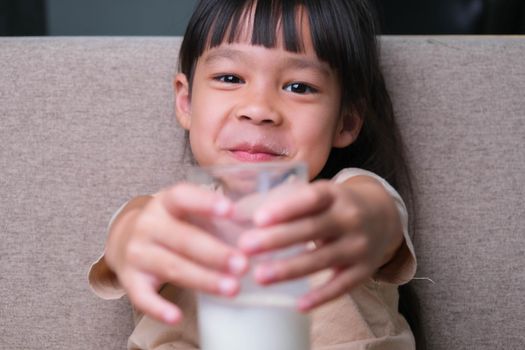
[89,0,418,348]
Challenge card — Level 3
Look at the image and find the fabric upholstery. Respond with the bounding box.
[0,36,523,349]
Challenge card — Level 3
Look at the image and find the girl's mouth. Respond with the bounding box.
[227,143,287,162]
[229,150,279,162]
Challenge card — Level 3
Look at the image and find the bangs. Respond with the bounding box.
[180,0,309,77]
[208,0,305,53]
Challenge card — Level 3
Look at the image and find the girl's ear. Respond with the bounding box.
[174,73,191,130]
[332,109,364,148]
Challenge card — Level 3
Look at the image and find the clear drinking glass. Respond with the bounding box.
[189,161,311,350]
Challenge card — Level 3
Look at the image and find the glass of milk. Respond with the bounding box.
[190,162,311,350]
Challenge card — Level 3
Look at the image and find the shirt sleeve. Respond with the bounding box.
[87,200,130,300]
[332,168,417,285]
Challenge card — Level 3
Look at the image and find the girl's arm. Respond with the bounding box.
[333,168,416,285]
[336,174,404,269]
[88,195,154,300]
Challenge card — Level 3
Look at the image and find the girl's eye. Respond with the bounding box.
[283,82,318,94]
[215,75,244,84]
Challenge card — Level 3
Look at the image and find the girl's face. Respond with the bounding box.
[175,15,359,179]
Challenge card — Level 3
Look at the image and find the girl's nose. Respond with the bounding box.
[234,92,283,126]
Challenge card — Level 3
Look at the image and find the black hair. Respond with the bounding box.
[178,1,422,347]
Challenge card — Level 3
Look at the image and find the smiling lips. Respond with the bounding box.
[227,142,288,162]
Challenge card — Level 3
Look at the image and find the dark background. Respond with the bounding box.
[1,0,524,36]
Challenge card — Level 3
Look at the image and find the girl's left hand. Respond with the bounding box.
[237,177,404,311]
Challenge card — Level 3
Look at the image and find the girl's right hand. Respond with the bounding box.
[104,183,248,325]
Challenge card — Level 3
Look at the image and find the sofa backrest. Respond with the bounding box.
[1,37,524,350]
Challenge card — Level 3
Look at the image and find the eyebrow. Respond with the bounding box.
[284,56,331,77]
[204,48,246,65]
[203,47,331,76]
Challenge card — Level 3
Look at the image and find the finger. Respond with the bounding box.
[122,272,183,325]
[159,183,233,219]
[136,245,241,297]
[238,212,338,254]
[253,181,334,227]
[145,217,248,275]
[253,240,353,284]
[297,264,372,312]
[252,234,372,284]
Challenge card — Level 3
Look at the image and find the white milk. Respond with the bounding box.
[198,293,310,350]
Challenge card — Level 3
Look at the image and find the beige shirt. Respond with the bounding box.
[88,168,417,349]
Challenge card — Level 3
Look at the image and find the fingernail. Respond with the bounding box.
[228,255,247,275]
[254,211,272,226]
[254,265,276,283]
[164,309,180,323]
[214,199,232,216]
[239,235,261,253]
[298,298,312,311]
[218,277,238,296]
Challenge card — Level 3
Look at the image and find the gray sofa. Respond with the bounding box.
[1,37,524,349]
